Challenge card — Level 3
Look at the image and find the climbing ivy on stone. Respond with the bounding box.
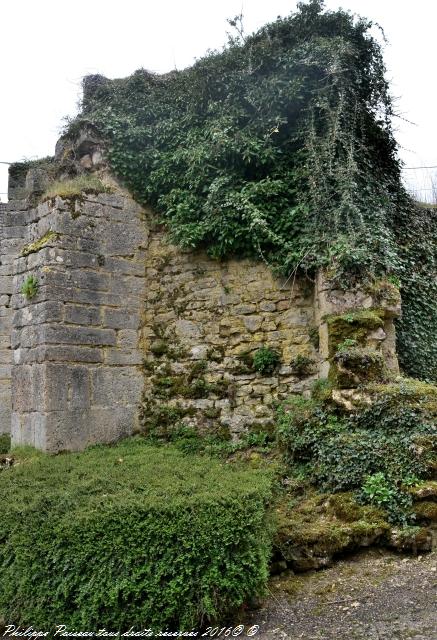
[64,0,436,379]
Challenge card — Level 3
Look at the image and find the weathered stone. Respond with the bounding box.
[64,304,100,326]
[3,189,147,449]
[175,319,204,340]
[243,315,263,332]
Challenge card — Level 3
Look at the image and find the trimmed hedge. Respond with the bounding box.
[0,439,273,630]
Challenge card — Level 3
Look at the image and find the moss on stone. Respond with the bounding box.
[290,354,316,378]
[326,309,385,356]
[21,230,59,257]
[407,480,437,501]
[330,347,387,387]
[365,378,437,417]
[41,175,113,201]
[139,400,197,438]
[366,279,401,308]
[149,339,168,356]
[413,500,437,523]
[311,378,334,403]
[274,490,389,570]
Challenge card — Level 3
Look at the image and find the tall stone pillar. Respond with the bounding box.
[314,270,401,384]
[10,191,147,451]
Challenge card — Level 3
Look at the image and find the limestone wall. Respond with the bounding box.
[141,231,318,439]
[0,200,29,433]
[2,192,147,451]
[1,178,403,451]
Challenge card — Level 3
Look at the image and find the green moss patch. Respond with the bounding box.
[20,230,59,257]
[0,438,274,630]
[413,500,437,523]
[274,491,389,570]
[331,347,387,387]
[326,309,385,356]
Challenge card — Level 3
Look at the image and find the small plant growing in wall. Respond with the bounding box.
[21,275,39,300]
[290,354,316,377]
[253,346,280,375]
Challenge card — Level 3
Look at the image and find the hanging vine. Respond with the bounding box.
[64,0,436,379]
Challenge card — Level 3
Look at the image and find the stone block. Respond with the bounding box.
[64,304,101,326]
[117,329,138,350]
[41,325,116,346]
[103,307,141,329]
[91,368,143,406]
[104,349,143,365]
[175,319,204,340]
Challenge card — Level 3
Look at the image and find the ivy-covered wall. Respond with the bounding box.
[60,0,436,381]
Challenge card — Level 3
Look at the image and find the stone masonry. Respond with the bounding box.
[1,190,147,451]
[141,230,319,438]
[0,163,403,451]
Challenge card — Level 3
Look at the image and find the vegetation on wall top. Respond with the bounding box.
[63,0,436,379]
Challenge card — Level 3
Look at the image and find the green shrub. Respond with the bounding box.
[0,434,10,454]
[276,385,436,524]
[358,472,413,526]
[253,346,280,375]
[0,438,274,630]
[20,275,39,300]
[289,354,315,377]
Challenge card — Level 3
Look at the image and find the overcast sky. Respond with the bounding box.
[1,0,436,201]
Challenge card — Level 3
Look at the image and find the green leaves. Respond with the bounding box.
[253,346,281,375]
[66,2,436,380]
[20,275,39,300]
[276,385,436,525]
[0,440,273,629]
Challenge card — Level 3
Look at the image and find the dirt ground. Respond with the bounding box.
[244,548,437,640]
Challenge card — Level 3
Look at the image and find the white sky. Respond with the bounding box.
[1,0,436,201]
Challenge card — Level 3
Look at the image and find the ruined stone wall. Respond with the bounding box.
[141,231,318,439]
[1,192,147,450]
[1,180,403,451]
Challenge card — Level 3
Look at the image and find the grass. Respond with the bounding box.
[41,174,113,201]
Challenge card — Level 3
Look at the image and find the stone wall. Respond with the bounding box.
[1,172,403,451]
[141,231,318,439]
[0,199,29,433]
[1,191,147,451]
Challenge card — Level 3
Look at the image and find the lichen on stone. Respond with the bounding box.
[21,230,59,257]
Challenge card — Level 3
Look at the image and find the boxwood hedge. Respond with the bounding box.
[0,439,274,631]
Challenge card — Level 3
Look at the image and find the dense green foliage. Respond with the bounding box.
[0,434,10,454]
[65,0,436,378]
[393,204,437,380]
[276,380,436,524]
[0,439,273,630]
[253,346,281,375]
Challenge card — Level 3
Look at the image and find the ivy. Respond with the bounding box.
[64,0,436,379]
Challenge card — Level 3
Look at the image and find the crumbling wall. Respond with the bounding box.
[141,231,318,439]
[0,174,403,451]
